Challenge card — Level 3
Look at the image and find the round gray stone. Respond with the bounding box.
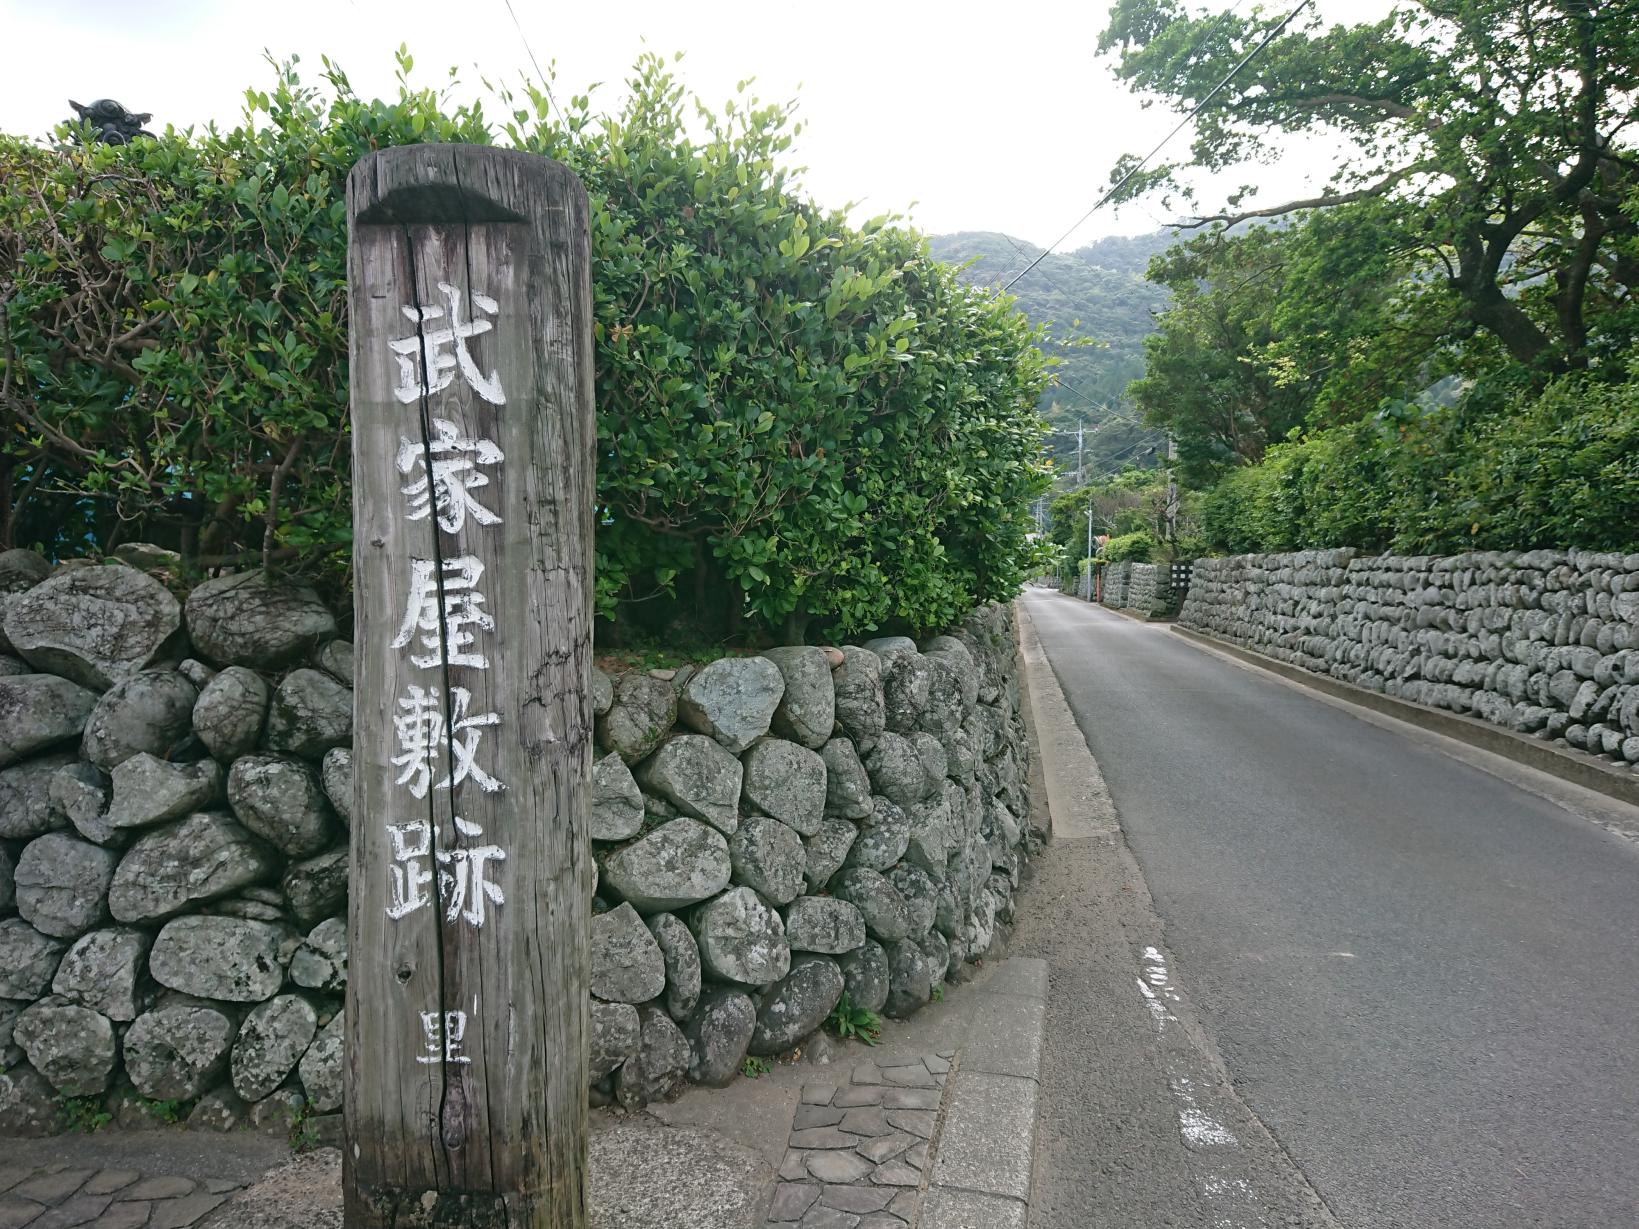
[684,985,757,1087]
[320,748,352,825]
[677,656,785,754]
[782,896,866,955]
[192,667,270,762]
[838,940,891,1015]
[0,750,77,839]
[13,996,115,1097]
[105,752,222,830]
[748,954,845,1056]
[298,1010,345,1113]
[762,646,836,749]
[819,739,872,820]
[830,867,912,943]
[882,938,932,1019]
[281,847,348,926]
[647,912,702,1022]
[149,915,297,1002]
[845,796,910,872]
[590,999,641,1081]
[227,754,335,857]
[0,674,98,768]
[48,761,114,845]
[864,732,931,809]
[3,565,182,691]
[264,668,353,760]
[81,670,197,770]
[801,817,857,893]
[691,886,790,986]
[232,994,319,1102]
[615,1004,691,1107]
[14,832,118,938]
[592,902,667,1004]
[125,998,237,1100]
[0,1064,64,1137]
[596,672,678,764]
[727,814,806,906]
[601,818,732,913]
[52,926,151,1020]
[635,735,743,835]
[109,810,278,923]
[184,570,338,670]
[886,863,939,937]
[315,639,354,685]
[740,738,826,836]
[591,667,615,718]
[832,646,886,745]
[591,751,644,842]
[289,917,347,991]
[0,918,67,999]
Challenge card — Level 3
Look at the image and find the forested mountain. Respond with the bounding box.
[926,230,1173,479]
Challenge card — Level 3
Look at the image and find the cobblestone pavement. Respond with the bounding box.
[765,1052,954,1229]
[0,1164,247,1229]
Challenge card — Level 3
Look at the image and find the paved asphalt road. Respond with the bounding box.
[1019,589,1639,1229]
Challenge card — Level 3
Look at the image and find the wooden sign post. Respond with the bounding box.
[344,145,595,1228]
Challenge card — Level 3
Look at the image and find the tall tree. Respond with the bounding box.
[1100,0,1639,374]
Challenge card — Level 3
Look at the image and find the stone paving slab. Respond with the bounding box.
[765,1053,953,1228]
[0,1163,241,1229]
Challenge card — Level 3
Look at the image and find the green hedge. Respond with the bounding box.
[0,54,1049,642]
[1100,530,1157,563]
[1199,371,1639,555]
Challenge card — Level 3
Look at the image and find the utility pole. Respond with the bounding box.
[1165,434,1178,542]
[1085,503,1094,600]
[1076,418,1085,488]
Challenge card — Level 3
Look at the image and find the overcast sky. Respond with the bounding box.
[0,0,1395,252]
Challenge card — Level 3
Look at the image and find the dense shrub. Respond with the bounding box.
[1198,370,1639,555]
[0,54,1049,642]
[1100,530,1157,563]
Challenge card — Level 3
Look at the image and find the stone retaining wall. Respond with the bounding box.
[1099,562,1162,615]
[1179,549,1639,768]
[0,550,1033,1136]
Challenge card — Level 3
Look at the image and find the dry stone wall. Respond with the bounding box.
[1180,549,1639,769]
[0,550,1034,1135]
[1099,562,1163,615]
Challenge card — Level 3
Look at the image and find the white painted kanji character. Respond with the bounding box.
[415,1010,472,1064]
[385,820,435,920]
[436,819,507,928]
[390,282,505,406]
[392,555,493,670]
[390,685,505,800]
[396,419,505,534]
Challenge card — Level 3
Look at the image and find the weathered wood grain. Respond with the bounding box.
[345,144,594,1228]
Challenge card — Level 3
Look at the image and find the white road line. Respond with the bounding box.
[1133,945,1263,1227]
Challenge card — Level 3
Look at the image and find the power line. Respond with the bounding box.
[1002,0,1313,293]
[500,0,566,128]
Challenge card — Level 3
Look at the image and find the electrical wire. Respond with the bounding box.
[1002,0,1313,293]
[501,0,567,128]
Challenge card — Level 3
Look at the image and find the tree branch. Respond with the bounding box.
[1179,167,1423,229]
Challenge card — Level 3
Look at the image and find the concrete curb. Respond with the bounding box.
[1171,623,1639,808]
[922,960,1048,1228]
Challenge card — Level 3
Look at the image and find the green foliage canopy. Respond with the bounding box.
[1101,0,1639,374]
[1198,368,1639,555]
[0,53,1050,642]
